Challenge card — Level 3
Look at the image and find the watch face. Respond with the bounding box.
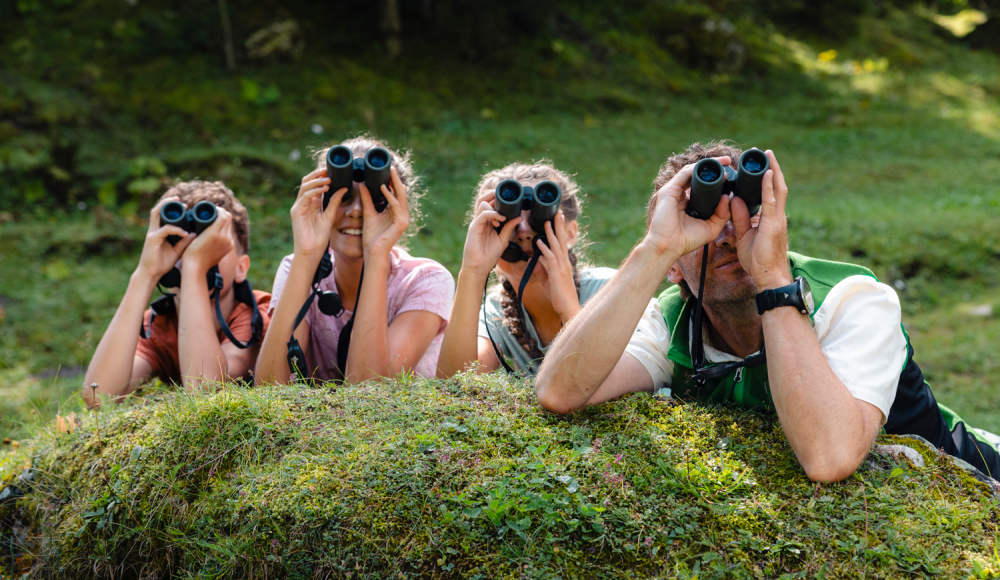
[800,277,815,314]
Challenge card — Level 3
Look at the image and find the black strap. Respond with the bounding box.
[483,281,517,374]
[214,276,262,349]
[140,294,176,339]
[336,265,365,379]
[689,244,768,384]
[287,286,321,381]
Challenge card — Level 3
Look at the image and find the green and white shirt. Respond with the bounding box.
[479,267,617,375]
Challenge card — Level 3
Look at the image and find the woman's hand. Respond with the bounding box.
[135,196,197,283]
[291,168,345,260]
[461,191,523,278]
[361,167,410,260]
[536,211,581,323]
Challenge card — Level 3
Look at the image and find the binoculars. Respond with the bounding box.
[494,179,561,235]
[325,146,392,213]
[160,200,218,245]
[687,149,770,220]
[493,179,561,263]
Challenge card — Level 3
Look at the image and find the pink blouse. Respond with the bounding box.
[270,247,455,379]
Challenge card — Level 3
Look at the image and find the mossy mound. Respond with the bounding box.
[2,374,999,579]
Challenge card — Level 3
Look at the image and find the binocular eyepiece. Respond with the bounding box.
[493,179,562,235]
[687,149,770,220]
[325,145,393,213]
[160,200,218,245]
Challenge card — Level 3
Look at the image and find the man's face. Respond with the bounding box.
[673,221,757,311]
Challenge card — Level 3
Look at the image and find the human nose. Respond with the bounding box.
[346,185,363,218]
[515,217,535,244]
[715,220,737,248]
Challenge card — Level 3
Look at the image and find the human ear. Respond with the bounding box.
[235,254,250,283]
[667,264,684,285]
[565,220,579,248]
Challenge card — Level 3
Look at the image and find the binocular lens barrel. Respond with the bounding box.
[325,145,355,210]
[364,147,392,213]
[494,179,524,225]
[190,201,218,234]
[161,201,187,226]
[735,149,769,213]
[688,158,726,220]
[528,181,561,234]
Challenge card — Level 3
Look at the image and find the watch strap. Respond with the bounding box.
[755,278,805,315]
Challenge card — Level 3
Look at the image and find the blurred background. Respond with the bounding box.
[1,0,999,440]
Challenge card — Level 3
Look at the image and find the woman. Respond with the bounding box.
[437,162,614,376]
[256,136,454,384]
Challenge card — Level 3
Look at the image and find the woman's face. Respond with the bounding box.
[327,181,366,260]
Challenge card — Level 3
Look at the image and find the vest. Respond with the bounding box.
[658,252,1000,479]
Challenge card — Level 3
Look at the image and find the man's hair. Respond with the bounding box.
[159,181,250,254]
[313,134,423,247]
[646,140,743,232]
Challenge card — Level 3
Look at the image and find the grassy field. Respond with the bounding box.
[2,8,1000,440]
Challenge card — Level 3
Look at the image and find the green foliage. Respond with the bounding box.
[1,377,998,578]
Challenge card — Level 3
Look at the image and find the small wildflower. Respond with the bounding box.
[644,536,653,547]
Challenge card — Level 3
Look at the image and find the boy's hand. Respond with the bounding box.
[461,191,522,277]
[537,211,580,324]
[182,207,235,275]
[136,197,197,284]
[361,167,409,261]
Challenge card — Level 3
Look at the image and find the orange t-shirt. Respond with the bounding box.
[135,290,271,385]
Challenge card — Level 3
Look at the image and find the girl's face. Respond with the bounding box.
[496,208,579,282]
[328,182,366,260]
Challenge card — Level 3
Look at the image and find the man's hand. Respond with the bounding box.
[537,211,581,323]
[361,167,409,261]
[461,191,522,277]
[182,207,235,275]
[135,197,197,283]
[732,149,792,290]
[291,168,343,260]
[643,157,733,261]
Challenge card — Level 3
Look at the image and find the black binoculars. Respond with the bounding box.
[494,179,561,235]
[493,179,561,263]
[160,200,218,245]
[325,146,392,213]
[687,149,770,220]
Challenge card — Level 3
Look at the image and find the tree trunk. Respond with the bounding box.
[218,0,236,71]
[380,0,402,60]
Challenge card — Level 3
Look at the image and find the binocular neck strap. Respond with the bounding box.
[335,264,365,380]
[689,244,768,385]
[286,284,321,383]
[483,248,543,375]
[213,273,263,349]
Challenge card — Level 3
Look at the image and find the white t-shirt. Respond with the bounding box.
[624,275,907,420]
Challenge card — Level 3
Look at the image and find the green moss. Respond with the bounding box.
[1,375,998,579]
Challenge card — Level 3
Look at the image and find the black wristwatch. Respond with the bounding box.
[755,276,814,316]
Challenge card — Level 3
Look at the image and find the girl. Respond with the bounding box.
[437,162,615,376]
[256,137,454,384]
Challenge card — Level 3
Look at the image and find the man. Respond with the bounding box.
[535,141,1000,482]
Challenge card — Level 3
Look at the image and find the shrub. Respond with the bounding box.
[1,374,998,578]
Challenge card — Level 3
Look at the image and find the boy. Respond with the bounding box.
[83,181,271,406]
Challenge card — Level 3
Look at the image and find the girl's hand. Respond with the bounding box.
[536,210,580,323]
[136,196,197,283]
[462,190,523,277]
[291,168,344,260]
[361,167,410,260]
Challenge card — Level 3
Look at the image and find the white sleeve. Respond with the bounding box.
[812,275,907,421]
[624,299,674,390]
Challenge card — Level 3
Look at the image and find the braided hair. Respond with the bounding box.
[473,161,587,363]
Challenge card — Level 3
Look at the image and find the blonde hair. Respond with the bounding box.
[313,135,424,246]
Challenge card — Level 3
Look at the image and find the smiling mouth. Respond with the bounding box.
[340,228,362,236]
